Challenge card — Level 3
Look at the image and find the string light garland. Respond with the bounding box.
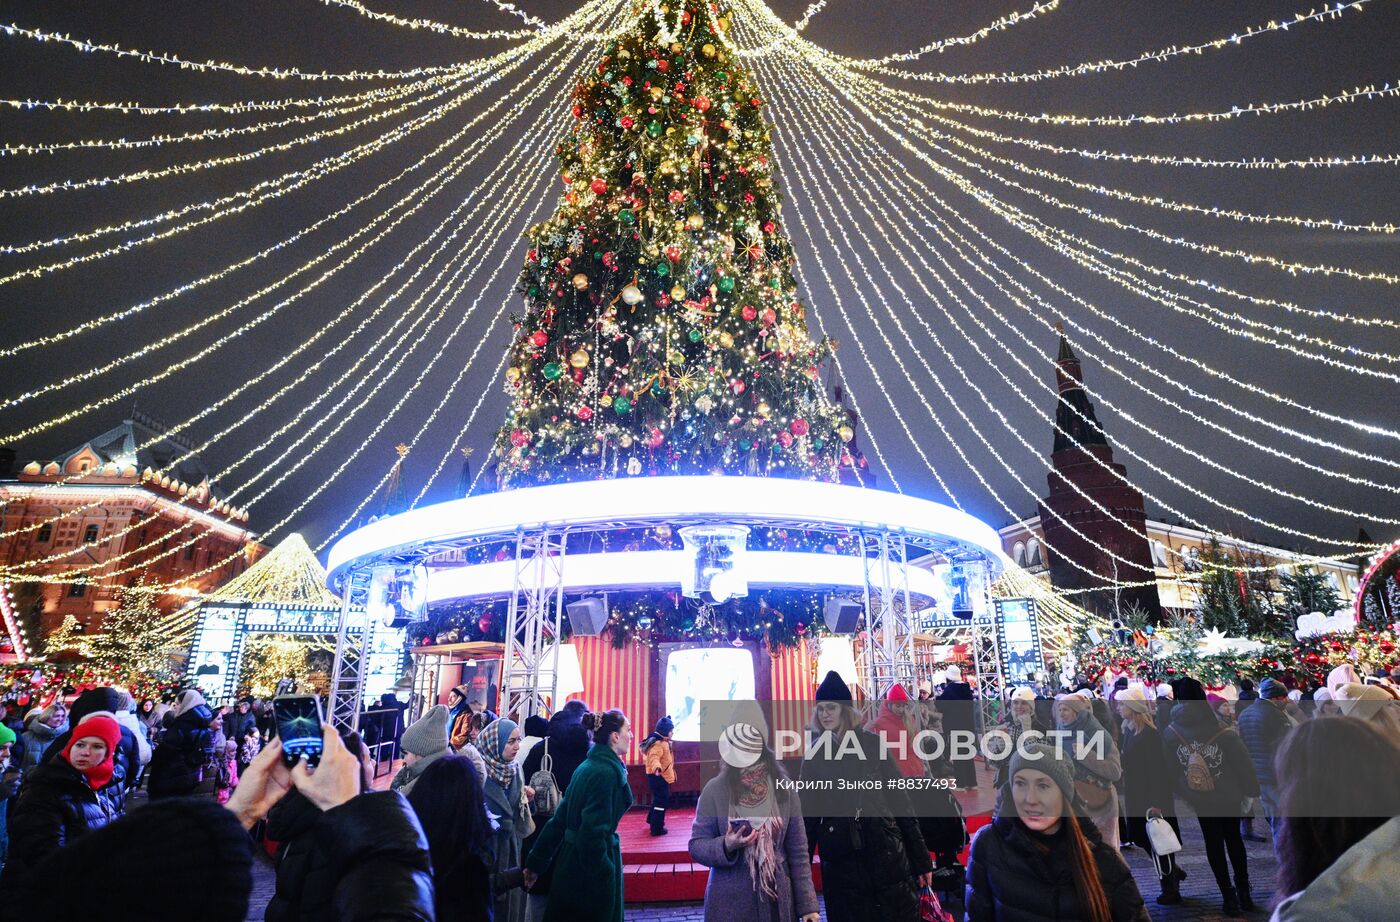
[0,5,620,589]
[743,7,1387,576]
[849,1,1373,83]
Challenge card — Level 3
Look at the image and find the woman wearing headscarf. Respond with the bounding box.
[1054,691,1123,848]
[801,672,931,922]
[478,717,532,922]
[21,704,67,773]
[689,724,818,922]
[447,685,474,751]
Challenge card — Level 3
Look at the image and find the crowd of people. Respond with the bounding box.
[0,659,1392,922]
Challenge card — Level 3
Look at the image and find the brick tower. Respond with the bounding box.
[1037,329,1162,620]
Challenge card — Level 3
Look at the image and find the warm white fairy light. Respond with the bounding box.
[0,6,618,589]
[0,35,574,287]
[847,100,1400,370]
[747,37,1166,582]
[850,1,1373,83]
[0,43,583,568]
[792,86,1400,538]
[0,75,473,198]
[0,84,432,157]
[0,79,460,116]
[319,0,545,38]
[744,6,1387,575]
[797,57,1400,449]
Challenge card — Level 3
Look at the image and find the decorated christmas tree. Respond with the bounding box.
[490,0,853,488]
[84,586,178,688]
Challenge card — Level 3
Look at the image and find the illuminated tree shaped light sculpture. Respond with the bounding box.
[491,0,854,488]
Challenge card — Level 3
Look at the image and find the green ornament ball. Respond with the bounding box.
[614,396,632,415]
[618,208,635,224]
[527,285,540,297]
[687,328,703,343]
[542,362,563,381]
[813,438,825,450]
[717,276,736,293]
[739,439,752,452]
[647,121,663,138]
[655,262,670,277]
[768,277,782,289]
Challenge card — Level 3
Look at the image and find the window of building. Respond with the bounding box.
[69,579,87,598]
[1026,539,1043,568]
[84,524,100,544]
[184,544,196,561]
[1151,540,1169,568]
[36,523,52,543]
[1013,542,1027,568]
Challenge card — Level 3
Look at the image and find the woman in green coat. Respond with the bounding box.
[524,709,634,922]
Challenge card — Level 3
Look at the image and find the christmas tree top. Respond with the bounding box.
[491,0,855,488]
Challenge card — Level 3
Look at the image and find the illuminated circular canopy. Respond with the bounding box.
[325,476,1007,595]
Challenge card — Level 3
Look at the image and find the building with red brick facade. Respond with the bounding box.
[0,414,263,637]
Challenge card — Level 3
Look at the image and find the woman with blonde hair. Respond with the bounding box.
[1118,685,1185,904]
[1054,691,1123,848]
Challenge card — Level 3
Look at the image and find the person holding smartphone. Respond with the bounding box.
[689,718,820,922]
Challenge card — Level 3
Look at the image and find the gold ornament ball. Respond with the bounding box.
[670,42,683,54]
[619,433,634,448]
[621,284,644,305]
[686,213,704,231]
[505,367,522,383]
[718,331,735,348]
[668,350,686,366]
[757,401,771,417]
[650,86,664,101]
[716,17,730,32]
[569,348,590,369]
[571,272,590,290]
[701,42,716,58]
[838,425,854,443]
[599,394,613,407]
[669,284,687,302]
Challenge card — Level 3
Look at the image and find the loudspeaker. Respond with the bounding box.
[566,597,608,636]
[823,598,863,634]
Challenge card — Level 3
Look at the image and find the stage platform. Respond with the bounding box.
[620,764,998,903]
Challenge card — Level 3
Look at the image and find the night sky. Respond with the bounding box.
[1,0,1396,558]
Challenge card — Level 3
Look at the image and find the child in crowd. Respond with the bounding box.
[641,716,676,836]
[216,739,240,805]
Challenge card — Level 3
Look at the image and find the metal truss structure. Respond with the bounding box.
[860,530,917,699]
[329,567,374,733]
[500,530,568,720]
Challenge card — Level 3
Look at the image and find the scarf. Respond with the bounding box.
[730,767,785,903]
[477,718,519,788]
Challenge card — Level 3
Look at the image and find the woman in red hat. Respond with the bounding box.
[1,713,122,882]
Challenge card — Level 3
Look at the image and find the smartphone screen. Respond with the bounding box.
[274,694,324,767]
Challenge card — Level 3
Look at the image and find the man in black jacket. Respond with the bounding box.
[1234,677,1293,850]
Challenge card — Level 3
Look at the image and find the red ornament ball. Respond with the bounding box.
[590,178,607,195]
[694,96,711,111]
[760,307,777,326]
[576,405,593,421]
[741,304,758,321]
[790,418,809,436]
[646,427,665,448]
[530,330,548,347]
[731,379,746,396]
[777,431,793,448]
[510,429,531,448]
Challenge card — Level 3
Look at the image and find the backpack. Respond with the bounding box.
[528,739,561,817]
[1171,724,1226,793]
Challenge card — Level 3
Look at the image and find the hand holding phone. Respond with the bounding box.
[274,695,325,768]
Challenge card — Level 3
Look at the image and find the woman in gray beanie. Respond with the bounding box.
[390,704,452,796]
[965,743,1149,922]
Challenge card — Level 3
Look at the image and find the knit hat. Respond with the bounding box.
[449,684,471,702]
[1009,686,1036,702]
[174,688,208,717]
[1313,688,1334,703]
[401,704,450,758]
[655,715,675,736]
[62,713,122,788]
[1258,677,1288,699]
[1155,683,1174,700]
[0,722,15,746]
[945,665,963,683]
[1008,742,1076,808]
[523,715,550,738]
[886,683,911,702]
[112,689,135,713]
[1117,683,1151,716]
[16,796,252,922]
[1336,683,1398,721]
[815,670,853,702]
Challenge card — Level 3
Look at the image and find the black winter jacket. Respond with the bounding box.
[1119,725,1175,820]
[312,791,434,922]
[147,705,215,798]
[1234,698,1291,789]
[1162,703,1259,817]
[0,759,119,880]
[266,788,337,922]
[965,814,1150,922]
[801,728,932,922]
